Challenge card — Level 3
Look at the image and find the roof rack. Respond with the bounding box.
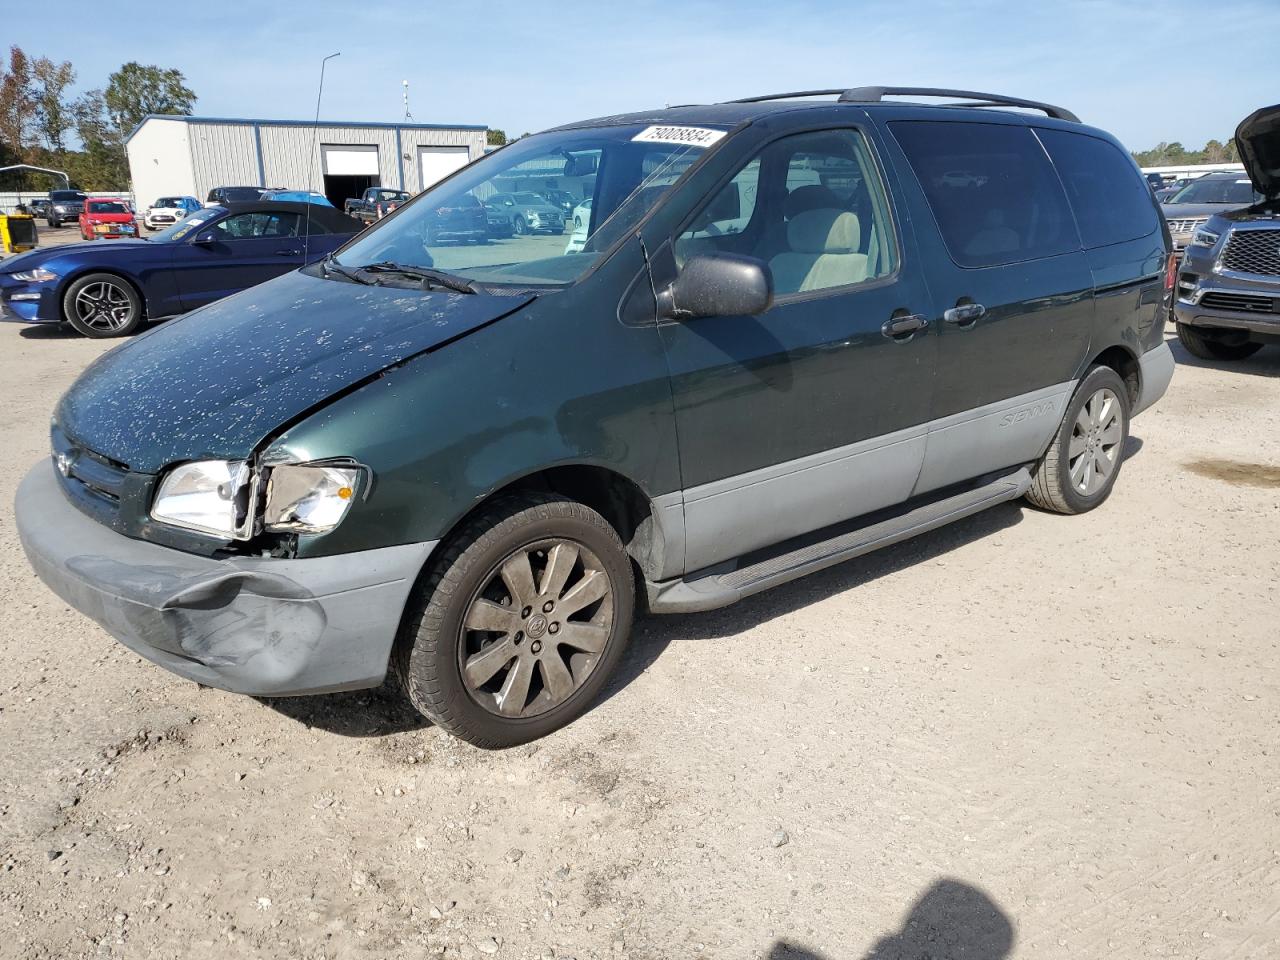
[728,86,1080,123]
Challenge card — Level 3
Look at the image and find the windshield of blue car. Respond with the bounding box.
[150,210,220,242]
[1170,177,1261,205]
[331,122,730,286]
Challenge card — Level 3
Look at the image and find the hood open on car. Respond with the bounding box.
[1236,103,1280,200]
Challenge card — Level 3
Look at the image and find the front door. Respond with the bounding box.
[173,210,304,310]
[883,118,1095,495]
[653,126,936,573]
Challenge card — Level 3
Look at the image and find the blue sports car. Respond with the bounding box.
[0,201,360,338]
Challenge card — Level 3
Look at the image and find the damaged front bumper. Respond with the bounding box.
[16,460,436,696]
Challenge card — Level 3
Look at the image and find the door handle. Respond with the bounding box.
[881,313,929,340]
[276,248,302,257]
[943,302,986,327]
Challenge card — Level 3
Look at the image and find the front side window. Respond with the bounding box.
[214,212,301,239]
[891,120,1077,268]
[676,128,898,296]
[334,123,727,286]
[1037,129,1159,248]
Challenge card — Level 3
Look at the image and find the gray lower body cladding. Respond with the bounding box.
[16,461,435,696]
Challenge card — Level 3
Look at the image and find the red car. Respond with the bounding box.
[79,198,138,241]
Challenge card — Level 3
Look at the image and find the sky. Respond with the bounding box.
[6,0,1276,152]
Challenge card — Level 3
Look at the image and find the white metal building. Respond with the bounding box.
[126,114,488,210]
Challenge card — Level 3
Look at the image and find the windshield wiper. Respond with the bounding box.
[321,253,373,285]
[360,261,477,294]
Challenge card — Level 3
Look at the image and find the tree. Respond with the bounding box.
[0,45,37,161]
[486,129,507,146]
[32,56,75,153]
[102,62,196,138]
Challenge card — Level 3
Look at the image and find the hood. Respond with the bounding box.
[1236,103,1280,200]
[1,240,151,273]
[57,269,535,473]
[1160,202,1237,220]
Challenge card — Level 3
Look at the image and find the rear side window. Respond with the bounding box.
[1036,128,1158,248]
[890,120,1077,268]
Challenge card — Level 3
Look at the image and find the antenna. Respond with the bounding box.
[304,51,341,266]
[403,80,413,122]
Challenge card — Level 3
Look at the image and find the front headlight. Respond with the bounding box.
[12,267,57,282]
[263,464,362,534]
[151,460,254,538]
[1190,228,1220,248]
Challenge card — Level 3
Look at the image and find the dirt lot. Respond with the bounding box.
[1,227,1278,959]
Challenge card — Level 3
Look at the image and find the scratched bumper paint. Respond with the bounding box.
[16,461,435,696]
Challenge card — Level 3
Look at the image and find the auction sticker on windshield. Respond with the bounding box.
[631,126,726,148]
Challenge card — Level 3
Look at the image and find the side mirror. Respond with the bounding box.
[192,231,217,245]
[663,253,773,320]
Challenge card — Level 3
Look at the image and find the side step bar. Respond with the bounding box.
[646,468,1031,614]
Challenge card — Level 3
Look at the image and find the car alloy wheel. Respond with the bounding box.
[513,216,527,235]
[1068,387,1122,496]
[458,538,613,719]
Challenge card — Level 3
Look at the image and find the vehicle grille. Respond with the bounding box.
[1199,291,1277,314]
[1220,228,1280,277]
[1166,217,1208,235]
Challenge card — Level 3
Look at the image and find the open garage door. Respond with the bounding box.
[321,144,380,209]
[418,146,470,192]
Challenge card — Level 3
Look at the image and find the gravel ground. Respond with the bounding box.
[1,227,1278,959]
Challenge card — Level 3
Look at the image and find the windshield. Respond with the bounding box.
[150,209,220,242]
[88,201,129,214]
[333,122,728,286]
[155,197,184,207]
[219,187,264,202]
[1170,177,1261,205]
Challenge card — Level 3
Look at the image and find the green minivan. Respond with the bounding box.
[17,88,1175,745]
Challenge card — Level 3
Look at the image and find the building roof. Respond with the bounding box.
[127,113,488,145]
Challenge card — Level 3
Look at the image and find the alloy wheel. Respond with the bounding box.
[72,281,134,333]
[458,538,614,719]
[1068,387,1122,496]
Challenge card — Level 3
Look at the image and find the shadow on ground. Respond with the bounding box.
[1167,332,1280,379]
[768,878,1014,960]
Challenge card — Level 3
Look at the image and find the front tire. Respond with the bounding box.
[62,273,144,338]
[1175,322,1262,361]
[513,216,527,236]
[393,494,635,748]
[1025,365,1130,515]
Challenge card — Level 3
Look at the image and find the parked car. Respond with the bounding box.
[541,189,579,221]
[572,197,592,229]
[0,201,360,337]
[206,185,270,206]
[485,191,565,234]
[144,196,201,230]
[261,190,334,207]
[26,198,52,219]
[421,193,488,243]
[14,86,1174,747]
[484,199,514,237]
[1173,104,1280,361]
[1161,171,1262,251]
[345,188,411,224]
[44,189,86,228]
[78,198,138,241]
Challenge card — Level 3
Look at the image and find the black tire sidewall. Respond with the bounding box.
[1050,366,1131,514]
[62,273,143,339]
[402,500,635,747]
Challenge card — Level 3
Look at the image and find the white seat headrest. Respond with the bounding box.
[786,208,861,255]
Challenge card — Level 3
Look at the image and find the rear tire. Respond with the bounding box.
[393,493,635,748]
[1175,322,1262,361]
[1025,365,1130,515]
